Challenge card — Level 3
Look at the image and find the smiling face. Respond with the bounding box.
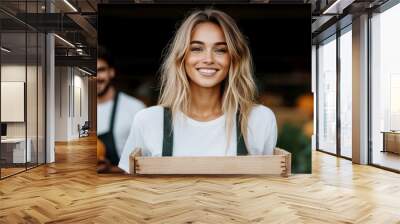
[97,58,115,96]
[184,22,231,89]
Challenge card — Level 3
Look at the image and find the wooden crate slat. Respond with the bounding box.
[130,148,291,176]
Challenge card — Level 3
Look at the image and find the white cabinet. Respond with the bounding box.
[1,138,32,163]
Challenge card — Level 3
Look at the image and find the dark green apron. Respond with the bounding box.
[162,108,248,156]
[98,92,120,165]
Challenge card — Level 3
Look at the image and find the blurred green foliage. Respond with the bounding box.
[277,122,311,173]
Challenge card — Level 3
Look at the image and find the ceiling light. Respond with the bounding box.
[1,47,11,53]
[63,0,78,12]
[54,34,75,48]
[322,0,354,15]
[78,67,93,76]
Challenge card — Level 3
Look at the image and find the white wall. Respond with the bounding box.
[70,71,89,139]
[1,82,25,122]
[55,66,69,141]
[1,65,26,140]
[1,65,41,136]
[54,67,89,141]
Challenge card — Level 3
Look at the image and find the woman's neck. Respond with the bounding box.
[188,83,223,121]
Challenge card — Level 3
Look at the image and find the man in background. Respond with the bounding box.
[97,46,145,173]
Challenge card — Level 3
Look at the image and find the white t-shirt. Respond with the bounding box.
[118,105,277,173]
[97,92,146,158]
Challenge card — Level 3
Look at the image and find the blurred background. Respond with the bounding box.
[2,0,399,179]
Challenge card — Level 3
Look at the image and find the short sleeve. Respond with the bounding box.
[262,109,278,155]
[247,105,278,155]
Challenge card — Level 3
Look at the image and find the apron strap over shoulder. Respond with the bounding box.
[236,113,248,155]
[109,91,120,131]
[162,107,174,156]
[98,91,120,166]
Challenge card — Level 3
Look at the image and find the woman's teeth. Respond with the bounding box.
[198,68,217,76]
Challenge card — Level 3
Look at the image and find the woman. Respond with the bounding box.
[118,9,277,173]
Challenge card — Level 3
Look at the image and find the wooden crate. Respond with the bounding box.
[129,148,291,177]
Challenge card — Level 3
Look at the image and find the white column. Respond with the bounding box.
[352,14,369,164]
[45,0,56,163]
[46,33,55,163]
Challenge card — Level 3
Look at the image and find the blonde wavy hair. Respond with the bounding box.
[158,9,257,146]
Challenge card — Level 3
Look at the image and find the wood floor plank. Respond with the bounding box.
[0,135,399,223]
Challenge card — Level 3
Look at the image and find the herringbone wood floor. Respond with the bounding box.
[1,136,400,224]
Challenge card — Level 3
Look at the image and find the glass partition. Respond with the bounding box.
[317,35,337,154]
[0,1,46,179]
[339,28,352,158]
[1,31,28,178]
[27,30,38,169]
[371,3,400,171]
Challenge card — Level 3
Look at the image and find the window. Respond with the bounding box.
[317,35,337,154]
[371,2,400,171]
[339,28,352,158]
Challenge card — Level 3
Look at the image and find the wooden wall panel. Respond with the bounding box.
[88,77,97,133]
